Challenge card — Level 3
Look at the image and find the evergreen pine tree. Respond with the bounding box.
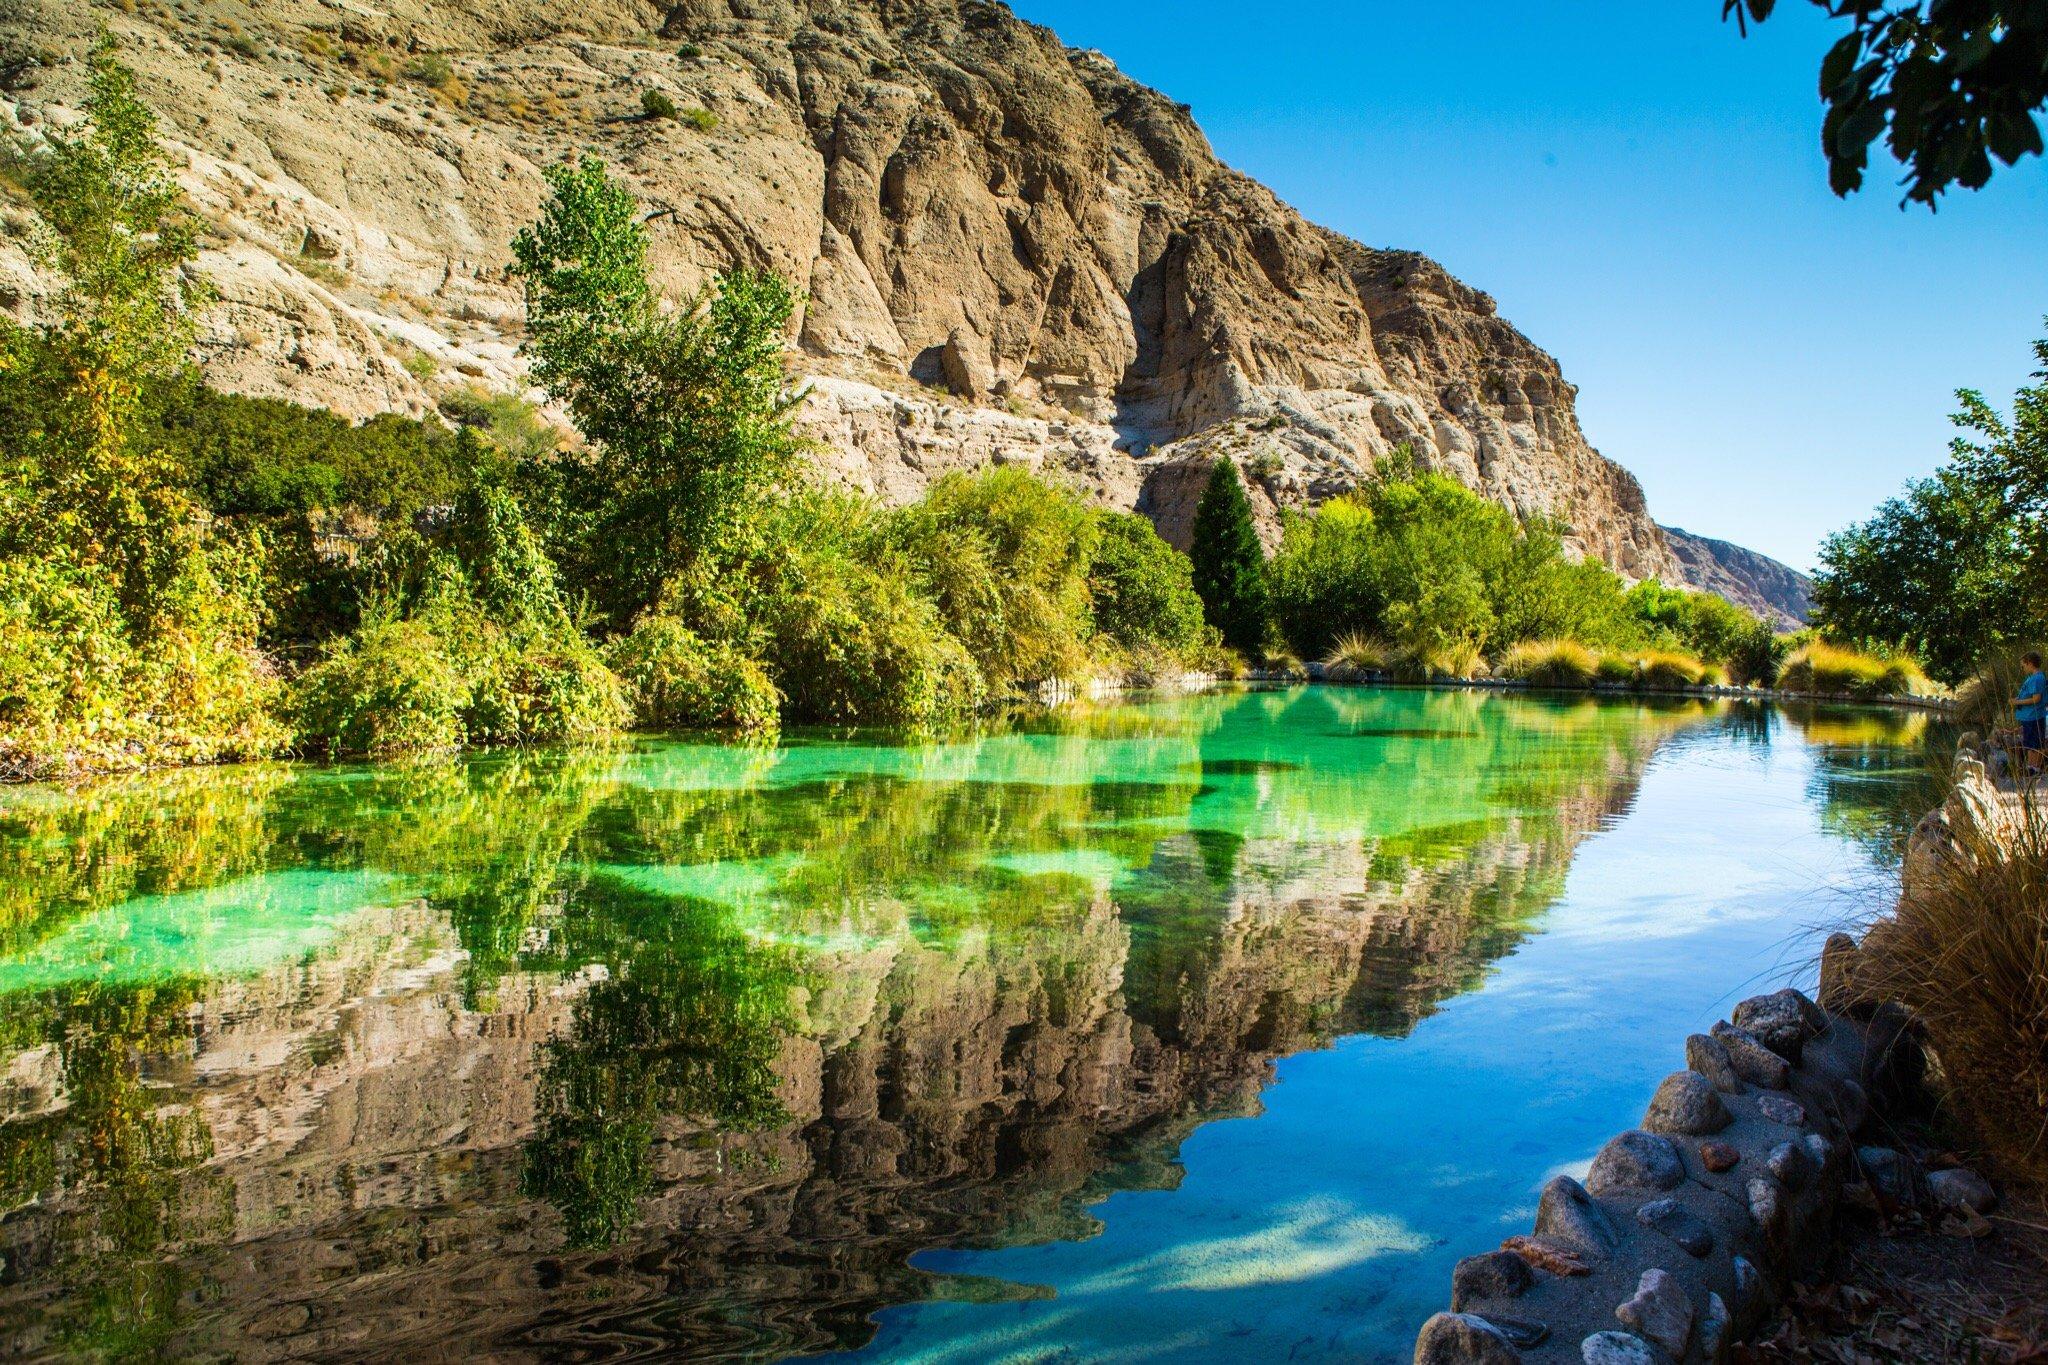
[1188,456,1269,654]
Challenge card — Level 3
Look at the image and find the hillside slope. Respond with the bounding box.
[1660,526,1814,629]
[3,0,1722,586]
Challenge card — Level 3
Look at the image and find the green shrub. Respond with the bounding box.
[1594,654,1639,685]
[293,619,467,758]
[640,89,679,120]
[678,106,717,132]
[759,549,984,727]
[1496,638,1598,689]
[885,467,1098,689]
[1087,511,1206,660]
[607,614,779,735]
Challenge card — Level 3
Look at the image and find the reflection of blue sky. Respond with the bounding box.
[837,724,1890,1363]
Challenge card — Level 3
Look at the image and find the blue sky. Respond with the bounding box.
[1007,1,2048,571]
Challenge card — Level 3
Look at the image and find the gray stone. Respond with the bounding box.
[1732,990,1813,1062]
[1581,1333,1656,1365]
[1476,1316,1549,1349]
[1731,1255,1762,1317]
[1452,1251,1534,1310]
[1685,1033,1745,1095]
[1856,1146,1924,1210]
[1927,1167,1997,1215]
[1615,1268,1694,1359]
[1587,1130,1685,1195]
[1748,1177,1785,1246]
[1817,931,1863,1011]
[1710,1022,1792,1089]
[1756,1094,1807,1128]
[1535,1175,1618,1255]
[1829,1077,1869,1135]
[1767,1140,1813,1191]
[1643,1070,1732,1135]
[1636,1198,1715,1257]
[1803,1133,1833,1175]
[1415,1311,1523,1365]
[1699,1291,1732,1365]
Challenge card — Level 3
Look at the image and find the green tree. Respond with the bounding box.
[1188,457,1269,654]
[1812,329,2045,682]
[510,158,807,628]
[1087,511,1209,657]
[1726,0,2048,206]
[0,32,206,611]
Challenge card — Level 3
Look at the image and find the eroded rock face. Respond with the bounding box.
[0,0,1691,581]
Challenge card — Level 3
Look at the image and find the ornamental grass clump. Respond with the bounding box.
[1855,788,2048,1187]
[1780,641,1930,697]
[1637,649,1706,691]
[1322,631,1387,680]
[1495,638,1597,689]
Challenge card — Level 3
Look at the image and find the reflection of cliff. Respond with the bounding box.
[0,694,1680,1360]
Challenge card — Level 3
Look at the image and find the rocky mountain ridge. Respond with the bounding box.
[0,0,1804,604]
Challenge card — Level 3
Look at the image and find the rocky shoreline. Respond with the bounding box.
[1408,983,1995,1364]
[1248,666,1953,712]
[1406,750,2007,1365]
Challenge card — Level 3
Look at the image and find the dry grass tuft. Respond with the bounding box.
[1782,641,1932,698]
[1858,785,2048,1187]
[1495,638,1598,689]
[1322,631,1386,680]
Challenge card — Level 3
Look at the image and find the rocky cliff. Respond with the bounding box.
[5,0,1751,585]
[1660,526,1814,629]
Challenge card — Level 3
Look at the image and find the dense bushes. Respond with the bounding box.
[606,615,780,736]
[1087,512,1211,659]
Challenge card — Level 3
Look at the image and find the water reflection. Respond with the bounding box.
[0,689,1923,1360]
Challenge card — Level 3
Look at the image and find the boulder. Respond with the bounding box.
[1731,990,1816,1063]
[1451,1251,1534,1310]
[1685,1033,1745,1095]
[1710,1022,1791,1089]
[1535,1176,1618,1255]
[1927,1167,1998,1216]
[1580,1332,1657,1365]
[1766,1140,1813,1191]
[1414,1311,1523,1365]
[1643,1071,1732,1135]
[1856,1146,1924,1211]
[1699,1291,1732,1365]
[1614,1268,1694,1359]
[1755,1094,1806,1128]
[1586,1131,1685,1195]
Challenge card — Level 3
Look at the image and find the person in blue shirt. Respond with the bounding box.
[2014,651,2046,768]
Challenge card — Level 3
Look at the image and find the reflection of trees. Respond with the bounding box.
[0,688,1794,1359]
[1781,704,1949,868]
[519,878,804,1246]
[0,981,224,1358]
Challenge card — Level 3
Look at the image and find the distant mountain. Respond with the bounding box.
[1659,526,1814,630]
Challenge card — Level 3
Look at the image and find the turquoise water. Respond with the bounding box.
[0,688,1935,1361]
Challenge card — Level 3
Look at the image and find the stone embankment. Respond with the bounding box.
[1408,981,1995,1364]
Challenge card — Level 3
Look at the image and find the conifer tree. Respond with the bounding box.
[1188,456,1268,654]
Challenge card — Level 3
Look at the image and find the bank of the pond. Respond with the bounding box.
[1405,753,2010,1365]
[1249,665,1955,714]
